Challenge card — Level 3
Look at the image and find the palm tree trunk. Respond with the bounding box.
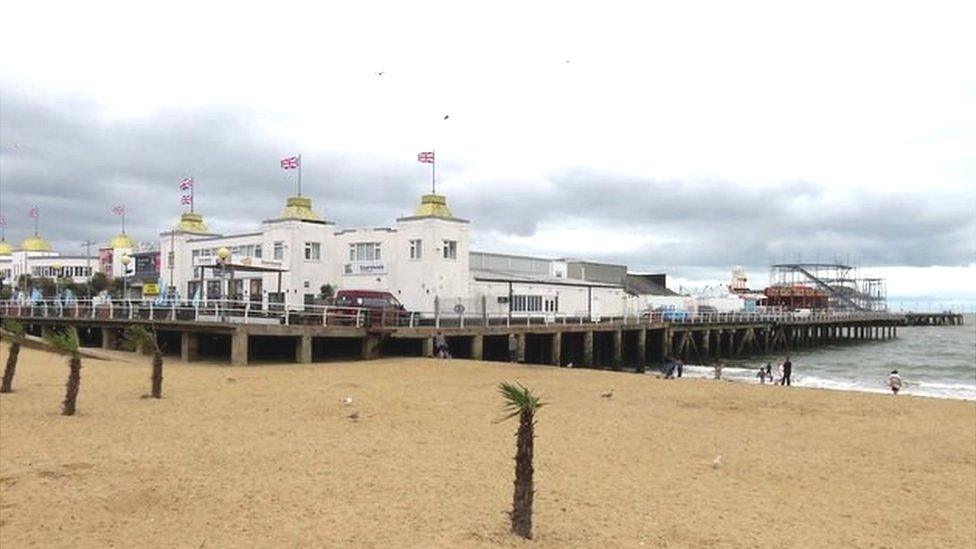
[511,408,535,539]
[151,351,163,398]
[62,355,82,416]
[1,342,20,393]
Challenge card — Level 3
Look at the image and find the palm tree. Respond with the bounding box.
[125,325,164,398]
[45,327,82,416]
[497,381,546,540]
[1,319,25,393]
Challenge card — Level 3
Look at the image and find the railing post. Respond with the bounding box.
[323,305,329,326]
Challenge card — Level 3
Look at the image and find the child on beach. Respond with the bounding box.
[757,364,769,384]
[887,370,902,394]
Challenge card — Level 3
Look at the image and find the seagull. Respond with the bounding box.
[443,114,450,120]
[712,455,723,469]
[347,411,360,421]
[340,397,353,406]
[225,376,236,383]
[600,389,614,399]
[566,362,574,368]
[376,71,384,76]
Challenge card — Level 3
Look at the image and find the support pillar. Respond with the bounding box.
[296,334,312,364]
[471,334,484,360]
[180,331,198,362]
[550,332,562,366]
[612,329,623,370]
[636,329,647,373]
[516,333,526,363]
[102,327,117,350]
[583,331,594,367]
[231,329,248,366]
[701,329,710,358]
[422,337,434,358]
[361,335,381,360]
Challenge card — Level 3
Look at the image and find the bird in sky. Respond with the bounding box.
[376,71,384,76]
[443,115,450,120]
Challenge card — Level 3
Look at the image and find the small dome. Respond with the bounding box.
[20,234,51,252]
[175,212,210,234]
[0,238,14,256]
[279,196,321,221]
[109,233,135,249]
[414,194,454,218]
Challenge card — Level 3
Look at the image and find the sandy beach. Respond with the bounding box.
[1,343,974,548]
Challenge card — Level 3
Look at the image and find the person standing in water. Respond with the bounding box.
[780,356,793,386]
[887,370,903,394]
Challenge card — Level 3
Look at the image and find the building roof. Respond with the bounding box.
[109,233,135,249]
[624,274,678,296]
[279,196,321,221]
[175,212,211,234]
[0,238,14,256]
[472,268,620,288]
[20,234,52,252]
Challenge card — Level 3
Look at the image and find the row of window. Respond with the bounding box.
[511,295,559,312]
[30,266,93,278]
[188,239,460,264]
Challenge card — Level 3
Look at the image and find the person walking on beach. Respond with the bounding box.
[675,357,683,378]
[780,356,793,386]
[887,370,903,394]
[713,360,724,380]
[434,332,449,359]
[508,333,518,363]
[757,364,769,384]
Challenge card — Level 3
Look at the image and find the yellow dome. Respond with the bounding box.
[175,212,210,233]
[20,234,51,252]
[109,233,134,249]
[0,238,14,256]
[414,194,454,218]
[279,196,321,221]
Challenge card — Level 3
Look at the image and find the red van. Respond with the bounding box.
[331,290,407,326]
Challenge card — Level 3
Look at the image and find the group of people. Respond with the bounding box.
[663,356,684,379]
[756,356,793,386]
[431,332,521,362]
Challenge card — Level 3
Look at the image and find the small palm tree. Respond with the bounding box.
[1,319,26,393]
[497,381,546,540]
[125,325,164,398]
[45,327,82,416]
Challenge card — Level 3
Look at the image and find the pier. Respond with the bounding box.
[902,312,965,326]
[2,300,905,369]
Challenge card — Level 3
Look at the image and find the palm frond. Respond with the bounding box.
[124,325,158,353]
[44,327,80,355]
[1,318,25,337]
[496,382,546,422]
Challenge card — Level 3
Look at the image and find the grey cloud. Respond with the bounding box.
[2,87,973,283]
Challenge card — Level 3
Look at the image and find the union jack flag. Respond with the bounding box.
[28,206,38,218]
[179,177,193,191]
[181,195,192,205]
[280,156,301,169]
[111,205,125,216]
[0,214,6,226]
[417,151,434,164]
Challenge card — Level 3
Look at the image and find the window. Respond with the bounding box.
[442,240,457,260]
[273,241,284,260]
[349,242,381,261]
[511,295,545,312]
[409,239,422,260]
[304,242,321,260]
[253,245,262,258]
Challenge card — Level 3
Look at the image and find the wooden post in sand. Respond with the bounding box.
[583,331,594,367]
[471,334,484,360]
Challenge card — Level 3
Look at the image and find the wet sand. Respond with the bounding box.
[1,343,974,547]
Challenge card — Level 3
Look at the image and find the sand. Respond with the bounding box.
[1,343,974,548]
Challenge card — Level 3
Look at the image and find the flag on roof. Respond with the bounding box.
[179,177,193,191]
[28,206,39,218]
[280,156,301,169]
[112,205,125,215]
[417,151,434,164]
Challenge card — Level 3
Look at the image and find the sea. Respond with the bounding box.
[676,315,976,401]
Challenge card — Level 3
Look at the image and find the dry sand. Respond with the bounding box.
[1,343,974,548]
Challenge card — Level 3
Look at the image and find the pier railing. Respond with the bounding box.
[0,299,904,329]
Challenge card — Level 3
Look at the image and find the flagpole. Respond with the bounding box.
[34,208,38,236]
[298,153,303,197]
[191,176,195,213]
[122,209,126,234]
[432,148,436,194]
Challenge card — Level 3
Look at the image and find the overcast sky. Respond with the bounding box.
[1,1,974,306]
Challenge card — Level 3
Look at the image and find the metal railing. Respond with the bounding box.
[1,299,904,330]
[0,299,376,328]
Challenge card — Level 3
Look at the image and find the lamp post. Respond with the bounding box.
[216,247,230,320]
[121,255,132,303]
